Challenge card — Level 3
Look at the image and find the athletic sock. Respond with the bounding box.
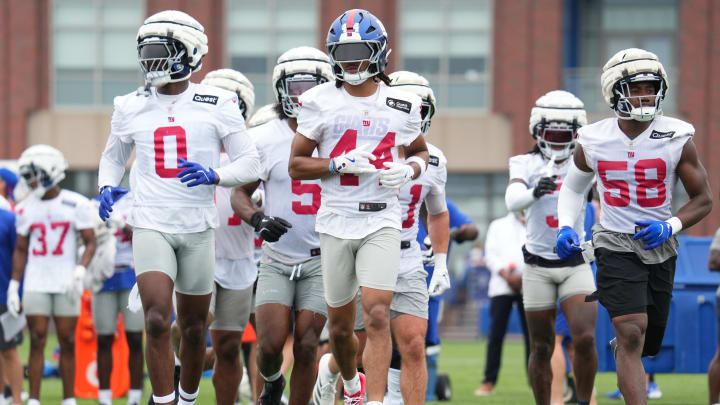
[577,401,590,405]
[343,373,361,395]
[385,368,402,403]
[127,389,143,405]
[61,398,78,405]
[261,369,283,383]
[27,399,40,405]
[98,389,112,404]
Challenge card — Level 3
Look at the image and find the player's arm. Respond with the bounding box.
[709,248,720,271]
[230,182,291,242]
[10,234,28,283]
[78,228,96,268]
[288,134,331,180]
[451,224,478,243]
[673,139,712,230]
[230,181,262,223]
[556,145,595,258]
[216,131,262,187]
[403,135,429,179]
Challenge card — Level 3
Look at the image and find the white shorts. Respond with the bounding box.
[23,292,79,317]
[133,228,215,295]
[209,282,253,332]
[92,289,145,335]
[522,263,596,311]
[319,227,400,308]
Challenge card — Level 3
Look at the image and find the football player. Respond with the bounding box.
[556,48,712,405]
[200,68,259,405]
[8,145,96,405]
[97,10,261,405]
[232,46,332,405]
[289,9,429,405]
[505,90,597,405]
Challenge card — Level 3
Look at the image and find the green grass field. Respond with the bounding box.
[15,335,708,404]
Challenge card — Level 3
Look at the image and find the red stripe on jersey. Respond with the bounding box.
[346,10,357,33]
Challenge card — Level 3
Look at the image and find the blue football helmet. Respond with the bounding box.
[326,9,390,85]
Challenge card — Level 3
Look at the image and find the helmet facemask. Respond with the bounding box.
[613,73,665,122]
[138,37,190,88]
[535,120,578,161]
[420,98,435,135]
[328,41,385,85]
[276,71,329,118]
[19,164,57,198]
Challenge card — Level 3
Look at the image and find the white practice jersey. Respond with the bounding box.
[297,82,423,239]
[111,193,133,268]
[252,118,321,262]
[215,155,255,262]
[398,143,447,275]
[15,190,94,293]
[509,153,588,260]
[98,83,258,234]
[579,116,692,234]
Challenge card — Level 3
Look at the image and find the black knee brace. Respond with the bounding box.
[642,323,666,357]
[390,349,402,369]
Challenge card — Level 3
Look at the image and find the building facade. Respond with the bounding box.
[1,0,719,238]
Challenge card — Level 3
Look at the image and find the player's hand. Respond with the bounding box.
[428,254,451,297]
[83,270,104,294]
[533,176,558,198]
[556,226,582,259]
[69,265,86,300]
[330,144,378,175]
[6,280,21,318]
[633,219,673,250]
[177,158,217,187]
[379,162,415,189]
[98,186,129,221]
[250,212,292,243]
[421,236,435,266]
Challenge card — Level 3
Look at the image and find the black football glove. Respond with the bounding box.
[533,176,558,198]
[250,212,292,242]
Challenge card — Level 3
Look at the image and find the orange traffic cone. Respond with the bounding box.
[75,290,131,398]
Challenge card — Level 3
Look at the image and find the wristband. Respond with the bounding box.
[8,279,19,293]
[328,158,337,174]
[406,156,426,178]
[434,253,447,266]
[667,216,683,235]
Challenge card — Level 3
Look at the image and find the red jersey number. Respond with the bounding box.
[154,126,188,178]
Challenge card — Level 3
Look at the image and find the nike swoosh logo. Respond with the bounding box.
[347,158,355,163]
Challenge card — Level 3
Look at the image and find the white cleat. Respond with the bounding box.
[313,353,338,405]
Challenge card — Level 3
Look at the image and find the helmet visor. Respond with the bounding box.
[331,42,373,62]
[541,129,574,144]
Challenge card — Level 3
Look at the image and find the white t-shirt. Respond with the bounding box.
[578,116,692,234]
[98,82,258,234]
[111,193,133,268]
[509,152,588,260]
[296,82,423,239]
[484,213,526,297]
[15,190,94,293]
[398,143,447,275]
[252,118,321,262]
[0,195,10,212]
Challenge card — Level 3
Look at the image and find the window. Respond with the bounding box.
[53,0,143,106]
[227,0,318,109]
[563,0,678,114]
[399,0,492,109]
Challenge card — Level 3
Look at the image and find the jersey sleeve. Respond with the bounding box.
[217,95,249,139]
[14,204,30,236]
[99,96,136,188]
[508,154,530,182]
[398,100,422,146]
[74,196,95,231]
[296,93,324,142]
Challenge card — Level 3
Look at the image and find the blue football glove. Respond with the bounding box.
[98,186,129,221]
[177,158,217,187]
[556,225,582,259]
[633,219,672,250]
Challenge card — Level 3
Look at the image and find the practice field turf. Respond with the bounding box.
[16,336,707,404]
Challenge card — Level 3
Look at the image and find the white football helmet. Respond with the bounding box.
[202,69,255,119]
[601,48,668,122]
[529,90,587,161]
[388,71,436,135]
[17,145,68,198]
[136,10,208,87]
[272,47,334,118]
[246,104,279,128]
